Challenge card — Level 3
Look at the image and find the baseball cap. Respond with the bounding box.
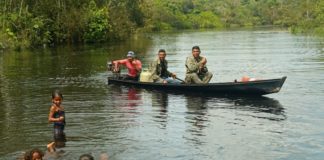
[127,51,135,58]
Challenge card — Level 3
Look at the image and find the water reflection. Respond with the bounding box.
[151,91,168,111]
[232,97,284,115]
[106,85,143,138]
[125,87,142,108]
[185,95,209,145]
[175,90,285,120]
[181,93,286,148]
[219,96,286,121]
[185,95,209,130]
[151,91,169,129]
[109,85,142,109]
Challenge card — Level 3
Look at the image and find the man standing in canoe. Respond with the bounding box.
[150,49,180,83]
[112,51,142,81]
[185,46,213,84]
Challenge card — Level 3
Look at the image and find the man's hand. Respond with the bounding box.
[132,60,137,65]
[201,57,207,65]
[198,57,207,70]
[113,66,120,73]
[171,73,177,79]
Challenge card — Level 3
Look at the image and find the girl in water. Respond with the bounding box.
[48,90,66,147]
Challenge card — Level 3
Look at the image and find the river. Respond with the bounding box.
[1,28,324,160]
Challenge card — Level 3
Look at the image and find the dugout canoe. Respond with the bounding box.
[107,76,287,96]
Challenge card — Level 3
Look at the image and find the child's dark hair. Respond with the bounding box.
[52,90,63,99]
[79,154,94,160]
[24,148,44,160]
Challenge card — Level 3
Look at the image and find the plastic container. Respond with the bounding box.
[139,70,153,82]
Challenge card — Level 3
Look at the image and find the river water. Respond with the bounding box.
[1,28,324,160]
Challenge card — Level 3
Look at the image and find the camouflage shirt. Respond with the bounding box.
[185,55,208,74]
[150,58,172,81]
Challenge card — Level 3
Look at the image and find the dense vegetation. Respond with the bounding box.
[1,0,323,50]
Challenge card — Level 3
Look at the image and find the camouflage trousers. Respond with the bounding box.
[185,72,213,84]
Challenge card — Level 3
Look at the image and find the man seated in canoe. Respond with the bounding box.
[112,51,142,81]
[149,49,181,84]
[185,46,213,84]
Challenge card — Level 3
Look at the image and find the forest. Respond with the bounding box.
[0,0,323,50]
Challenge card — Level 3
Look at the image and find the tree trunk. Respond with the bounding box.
[19,0,23,17]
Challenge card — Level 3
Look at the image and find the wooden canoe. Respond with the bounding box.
[107,76,287,96]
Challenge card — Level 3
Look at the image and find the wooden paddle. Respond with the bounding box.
[175,77,186,83]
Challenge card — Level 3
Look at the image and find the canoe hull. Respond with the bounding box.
[108,76,287,96]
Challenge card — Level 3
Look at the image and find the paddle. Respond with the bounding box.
[175,77,186,83]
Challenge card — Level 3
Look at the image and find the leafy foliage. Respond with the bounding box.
[0,0,323,49]
[83,1,110,43]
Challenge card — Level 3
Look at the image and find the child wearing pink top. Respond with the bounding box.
[112,51,142,80]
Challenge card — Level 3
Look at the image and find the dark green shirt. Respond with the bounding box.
[150,58,171,82]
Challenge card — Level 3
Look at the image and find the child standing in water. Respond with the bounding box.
[48,90,66,147]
